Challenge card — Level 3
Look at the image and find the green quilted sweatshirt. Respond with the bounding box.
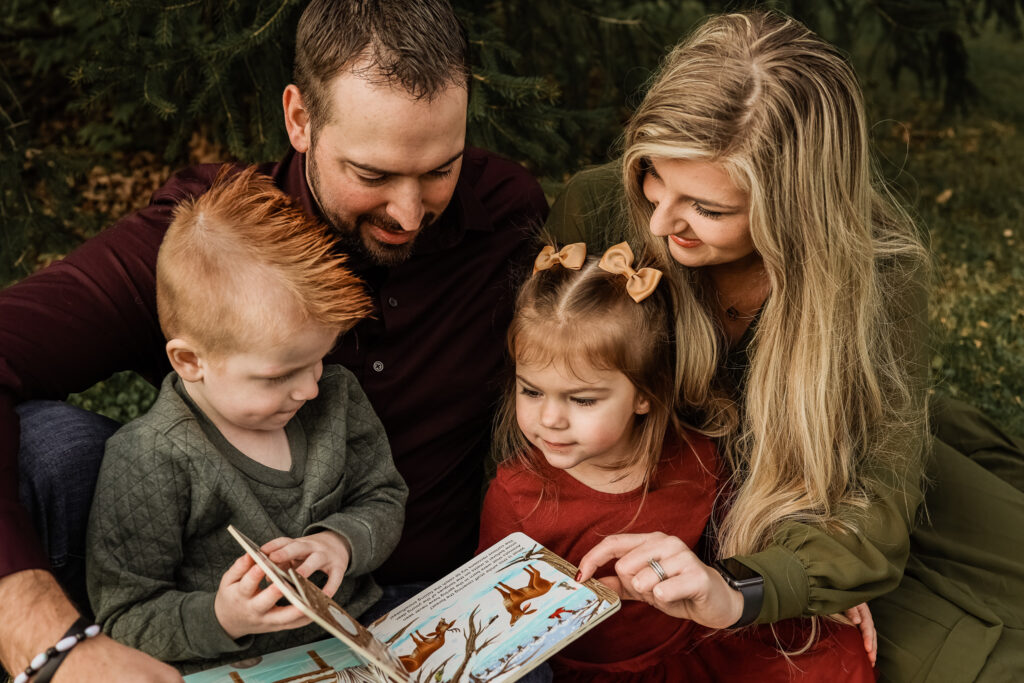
[86,364,407,673]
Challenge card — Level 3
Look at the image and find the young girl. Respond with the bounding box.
[478,241,875,682]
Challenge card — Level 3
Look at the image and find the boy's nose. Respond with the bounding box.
[291,370,320,402]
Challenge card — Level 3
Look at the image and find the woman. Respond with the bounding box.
[549,11,1024,681]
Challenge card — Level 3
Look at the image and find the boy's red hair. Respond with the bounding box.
[157,166,373,354]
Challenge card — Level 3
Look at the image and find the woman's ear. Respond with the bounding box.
[282,84,311,154]
[166,339,204,382]
[634,395,651,415]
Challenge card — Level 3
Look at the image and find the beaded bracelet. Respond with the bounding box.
[14,616,100,683]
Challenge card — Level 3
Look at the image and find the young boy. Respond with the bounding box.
[85,168,408,673]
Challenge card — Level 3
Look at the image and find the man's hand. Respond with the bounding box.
[214,555,311,640]
[262,530,351,598]
[577,532,745,629]
[0,569,181,682]
[52,635,182,683]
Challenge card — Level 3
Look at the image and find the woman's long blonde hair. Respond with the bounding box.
[622,11,931,559]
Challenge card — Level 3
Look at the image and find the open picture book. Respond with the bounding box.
[184,526,620,683]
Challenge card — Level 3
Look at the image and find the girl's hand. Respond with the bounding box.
[577,532,744,629]
[262,530,351,598]
[844,602,877,667]
[214,555,312,639]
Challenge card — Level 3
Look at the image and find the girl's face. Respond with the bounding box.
[642,157,754,268]
[515,356,650,486]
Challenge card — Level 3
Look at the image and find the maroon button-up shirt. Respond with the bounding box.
[0,146,547,583]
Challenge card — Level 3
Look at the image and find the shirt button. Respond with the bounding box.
[372,361,384,372]
[387,296,399,308]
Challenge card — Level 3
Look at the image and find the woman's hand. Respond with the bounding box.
[262,530,351,599]
[844,603,877,666]
[214,554,312,640]
[577,532,745,629]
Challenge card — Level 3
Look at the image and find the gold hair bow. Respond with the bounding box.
[598,242,663,303]
[533,243,587,273]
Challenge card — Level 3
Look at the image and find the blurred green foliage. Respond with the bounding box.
[0,0,1022,431]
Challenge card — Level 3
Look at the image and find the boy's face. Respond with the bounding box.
[189,319,340,434]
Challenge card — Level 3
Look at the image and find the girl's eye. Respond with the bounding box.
[266,373,293,385]
[571,397,597,407]
[692,202,724,219]
[519,386,541,398]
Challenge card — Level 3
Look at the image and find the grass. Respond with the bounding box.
[868,29,1024,434]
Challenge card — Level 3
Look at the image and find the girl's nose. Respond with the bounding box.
[539,399,567,429]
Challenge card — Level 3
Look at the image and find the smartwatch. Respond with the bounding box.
[714,557,764,628]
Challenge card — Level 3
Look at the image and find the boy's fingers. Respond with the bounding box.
[238,563,267,597]
[261,537,295,555]
[267,540,309,566]
[221,554,254,585]
[320,569,344,599]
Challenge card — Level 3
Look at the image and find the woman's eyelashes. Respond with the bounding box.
[692,202,724,219]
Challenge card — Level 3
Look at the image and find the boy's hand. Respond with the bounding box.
[845,602,877,666]
[214,555,311,640]
[262,530,351,599]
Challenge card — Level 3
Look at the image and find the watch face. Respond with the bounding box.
[716,558,763,587]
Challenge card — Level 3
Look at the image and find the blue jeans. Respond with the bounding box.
[17,400,119,615]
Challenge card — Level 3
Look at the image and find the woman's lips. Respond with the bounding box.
[670,234,703,248]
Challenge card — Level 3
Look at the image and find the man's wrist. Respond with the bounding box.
[0,570,81,673]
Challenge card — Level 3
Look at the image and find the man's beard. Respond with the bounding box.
[307,154,434,267]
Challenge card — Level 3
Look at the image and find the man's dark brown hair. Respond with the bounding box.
[294,0,469,130]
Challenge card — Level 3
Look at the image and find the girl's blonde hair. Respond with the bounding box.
[622,12,930,560]
[493,248,682,498]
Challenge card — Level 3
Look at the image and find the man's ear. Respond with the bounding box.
[282,84,311,154]
[635,395,651,415]
[166,339,204,382]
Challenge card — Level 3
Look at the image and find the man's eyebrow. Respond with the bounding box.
[348,150,465,176]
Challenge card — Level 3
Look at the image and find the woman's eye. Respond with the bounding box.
[692,203,724,219]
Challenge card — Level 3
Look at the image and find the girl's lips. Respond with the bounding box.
[542,438,574,451]
[670,234,703,248]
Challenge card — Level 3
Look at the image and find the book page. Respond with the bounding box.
[369,532,619,683]
[184,637,375,682]
[226,525,408,683]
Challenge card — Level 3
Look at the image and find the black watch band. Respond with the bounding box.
[714,558,764,628]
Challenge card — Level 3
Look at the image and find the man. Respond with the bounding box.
[0,1,547,680]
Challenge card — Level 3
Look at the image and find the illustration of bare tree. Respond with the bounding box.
[445,605,500,682]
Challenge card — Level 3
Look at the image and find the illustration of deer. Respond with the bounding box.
[493,564,554,626]
[398,617,460,673]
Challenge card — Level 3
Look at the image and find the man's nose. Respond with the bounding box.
[386,181,426,232]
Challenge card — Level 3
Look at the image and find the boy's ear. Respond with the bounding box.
[166,338,204,382]
[282,84,311,154]
[634,395,651,415]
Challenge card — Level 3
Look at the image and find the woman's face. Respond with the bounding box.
[642,157,754,268]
